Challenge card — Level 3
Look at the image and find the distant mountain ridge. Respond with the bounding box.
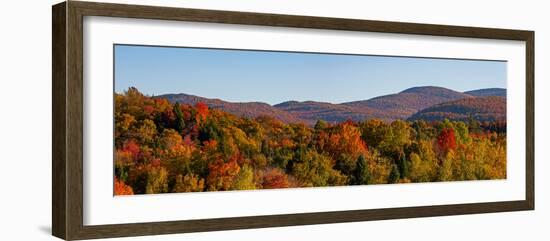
[157,86,506,124]
[342,86,473,120]
[464,88,506,97]
[408,96,506,122]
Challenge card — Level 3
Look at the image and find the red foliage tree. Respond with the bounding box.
[143,105,155,115]
[261,168,290,189]
[122,139,140,160]
[437,128,457,154]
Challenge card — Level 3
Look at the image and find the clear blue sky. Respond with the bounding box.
[114,44,506,105]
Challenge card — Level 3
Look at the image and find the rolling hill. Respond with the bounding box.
[464,88,506,97]
[157,86,506,124]
[159,93,307,124]
[342,86,473,119]
[408,96,506,122]
[273,100,394,124]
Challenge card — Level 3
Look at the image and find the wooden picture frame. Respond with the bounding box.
[52,1,534,240]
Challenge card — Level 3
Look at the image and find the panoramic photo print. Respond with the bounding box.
[113,45,507,195]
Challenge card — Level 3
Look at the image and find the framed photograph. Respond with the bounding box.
[52,1,534,240]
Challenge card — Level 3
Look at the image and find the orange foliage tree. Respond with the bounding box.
[195,102,209,124]
[114,178,134,195]
[206,158,240,191]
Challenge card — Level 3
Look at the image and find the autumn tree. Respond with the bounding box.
[114,178,134,195]
[135,119,157,145]
[360,119,388,148]
[379,120,411,158]
[411,120,436,141]
[231,165,257,190]
[115,113,136,142]
[366,150,392,184]
[206,158,240,191]
[323,122,368,176]
[453,121,471,145]
[145,166,169,194]
[261,168,290,189]
[195,102,209,124]
[408,140,438,182]
[291,150,347,187]
[172,174,205,193]
[437,128,457,154]
[438,151,455,181]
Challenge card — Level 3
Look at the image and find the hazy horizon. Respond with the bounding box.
[115,45,507,105]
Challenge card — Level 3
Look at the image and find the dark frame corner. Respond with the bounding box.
[52,1,534,240]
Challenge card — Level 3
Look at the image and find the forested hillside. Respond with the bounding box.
[408,96,506,122]
[161,93,305,124]
[114,88,506,195]
[343,86,473,119]
[159,86,504,123]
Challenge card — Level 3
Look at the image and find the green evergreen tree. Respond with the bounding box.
[353,154,371,185]
[398,155,410,179]
[389,164,401,183]
[173,102,185,134]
